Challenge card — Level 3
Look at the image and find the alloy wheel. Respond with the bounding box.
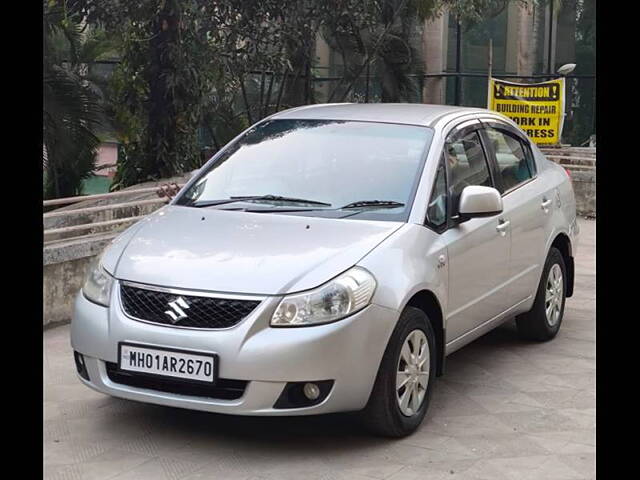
[545,263,564,327]
[396,329,430,417]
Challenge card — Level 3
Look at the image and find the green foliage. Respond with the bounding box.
[43,0,109,199]
[81,0,217,188]
[76,0,331,188]
[63,0,557,190]
[565,0,596,145]
[320,1,516,103]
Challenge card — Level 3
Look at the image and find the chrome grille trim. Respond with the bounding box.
[120,280,266,301]
[118,281,265,330]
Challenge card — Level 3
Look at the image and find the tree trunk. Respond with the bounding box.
[282,2,316,108]
[282,44,309,107]
[147,1,179,180]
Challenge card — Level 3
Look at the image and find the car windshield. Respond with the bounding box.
[175,119,434,221]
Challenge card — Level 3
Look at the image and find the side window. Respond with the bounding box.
[426,157,447,229]
[485,128,534,192]
[445,130,493,213]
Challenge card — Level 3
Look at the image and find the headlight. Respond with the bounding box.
[82,256,114,307]
[271,267,376,327]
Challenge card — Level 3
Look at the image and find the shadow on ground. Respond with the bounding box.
[102,321,523,442]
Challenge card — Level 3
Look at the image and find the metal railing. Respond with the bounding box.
[43,183,183,245]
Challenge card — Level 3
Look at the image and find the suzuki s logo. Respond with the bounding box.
[164,297,190,323]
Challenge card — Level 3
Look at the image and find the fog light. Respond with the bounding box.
[273,380,334,409]
[74,351,90,381]
[303,382,320,400]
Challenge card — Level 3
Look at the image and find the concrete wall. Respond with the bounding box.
[43,232,118,327]
[44,256,95,327]
[541,147,596,217]
[95,142,118,178]
[568,167,595,217]
[43,174,190,328]
[422,12,448,104]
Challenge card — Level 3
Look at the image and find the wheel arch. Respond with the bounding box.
[404,290,446,377]
[550,232,574,297]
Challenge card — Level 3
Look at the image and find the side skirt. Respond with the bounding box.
[444,296,532,357]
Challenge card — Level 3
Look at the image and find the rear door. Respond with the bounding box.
[440,120,512,342]
[479,120,551,307]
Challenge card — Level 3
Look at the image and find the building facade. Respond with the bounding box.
[314,0,595,146]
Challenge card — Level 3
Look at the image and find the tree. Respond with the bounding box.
[570,0,596,144]
[43,0,112,199]
[75,0,322,188]
[73,1,216,188]
[69,0,533,189]
[321,1,522,103]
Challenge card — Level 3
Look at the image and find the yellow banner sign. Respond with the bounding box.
[487,78,565,145]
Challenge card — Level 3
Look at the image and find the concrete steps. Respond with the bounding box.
[540,146,595,218]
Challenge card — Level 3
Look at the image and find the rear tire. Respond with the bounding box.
[516,247,567,341]
[361,307,436,437]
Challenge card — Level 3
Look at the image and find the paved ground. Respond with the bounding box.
[44,219,595,480]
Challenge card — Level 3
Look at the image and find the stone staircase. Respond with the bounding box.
[539,146,595,218]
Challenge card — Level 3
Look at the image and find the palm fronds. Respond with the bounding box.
[43,0,106,199]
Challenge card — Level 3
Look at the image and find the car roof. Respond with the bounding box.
[270,103,488,128]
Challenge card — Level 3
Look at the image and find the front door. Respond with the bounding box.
[441,123,512,343]
[479,122,548,307]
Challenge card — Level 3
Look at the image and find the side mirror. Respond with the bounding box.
[457,185,503,222]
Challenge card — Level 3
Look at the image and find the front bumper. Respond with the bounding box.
[70,285,399,415]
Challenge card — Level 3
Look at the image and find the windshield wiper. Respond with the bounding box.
[187,198,255,208]
[187,195,330,208]
[229,195,331,206]
[339,200,405,209]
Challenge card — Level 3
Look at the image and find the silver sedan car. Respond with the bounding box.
[71,103,578,437]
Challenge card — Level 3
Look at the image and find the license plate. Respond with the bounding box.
[118,343,217,383]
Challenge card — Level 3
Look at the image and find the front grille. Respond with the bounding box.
[120,283,261,329]
[105,362,247,400]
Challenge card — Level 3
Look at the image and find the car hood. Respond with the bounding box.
[105,205,403,295]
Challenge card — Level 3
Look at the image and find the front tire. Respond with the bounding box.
[361,307,436,437]
[516,247,567,341]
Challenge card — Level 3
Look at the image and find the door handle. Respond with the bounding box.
[541,198,552,213]
[496,219,510,236]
